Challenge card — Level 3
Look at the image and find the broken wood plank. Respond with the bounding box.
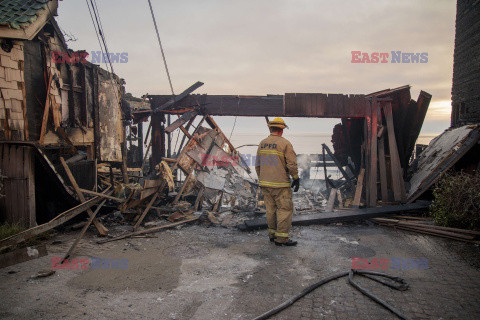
[136,114,204,227]
[325,188,337,212]
[377,125,385,138]
[322,144,355,190]
[384,102,406,202]
[0,196,103,251]
[352,168,365,208]
[207,211,220,224]
[404,91,432,169]
[213,191,223,212]
[141,140,152,171]
[0,244,48,269]
[60,157,108,236]
[152,81,204,112]
[322,145,330,192]
[378,135,389,202]
[242,201,431,230]
[205,115,237,153]
[98,217,199,244]
[391,226,478,243]
[363,118,370,204]
[121,142,129,184]
[55,125,76,148]
[62,198,108,260]
[162,157,177,164]
[374,222,475,242]
[51,95,61,130]
[389,215,432,221]
[377,107,389,202]
[371,218,480,236]
[78,188,124,202]
[71,221,88,230]
[368,102,378,207]
[179,125,192,140]
[194,187,205,211]
[165,110,197,133]
[337,190,344,209]
[177,114,202,152]
[173,165,196,204]
[39,73,53,145]
[133,190,160,231]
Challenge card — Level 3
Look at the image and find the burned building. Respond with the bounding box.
[0,0,127,227]
[451,1,480,127]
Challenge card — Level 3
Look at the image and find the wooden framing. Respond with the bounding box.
[352,168,365,208]
[383,102,406,202]
[60,157,108,236]
[144,86,426,208]
[367,101,378,207]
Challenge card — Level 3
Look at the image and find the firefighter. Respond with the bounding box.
[255,117,300,246]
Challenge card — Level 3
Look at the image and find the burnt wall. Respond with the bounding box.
[23,40,46,141]
[451,1,480,127]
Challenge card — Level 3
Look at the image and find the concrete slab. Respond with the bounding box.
[0,223,479,319]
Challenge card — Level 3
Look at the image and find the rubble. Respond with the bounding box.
[0,2,477,278]
[0,79,455,260]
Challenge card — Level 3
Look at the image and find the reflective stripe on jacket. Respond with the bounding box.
[255,133,298,188]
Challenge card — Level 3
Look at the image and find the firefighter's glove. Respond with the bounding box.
[291,178,300,192]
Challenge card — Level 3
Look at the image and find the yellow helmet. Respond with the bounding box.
[268,117,288,129]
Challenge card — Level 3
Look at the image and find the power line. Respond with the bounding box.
[85,0,119,103]
[229,116,238,141]
[147,0,175,96]
[89,0,115,75]
[85,1,104,67]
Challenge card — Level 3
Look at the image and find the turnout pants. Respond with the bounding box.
[262,187,293,243]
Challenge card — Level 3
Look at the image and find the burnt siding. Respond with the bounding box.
[23,40,46,141]
[451,1,480,127]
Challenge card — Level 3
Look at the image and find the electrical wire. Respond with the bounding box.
[89,0,115,75]
[235,144,258,149]
[147,0,175,96]
[172,115,182,155]
[228,98,241,141]
[85,0,119,104]
[229,116,238,141]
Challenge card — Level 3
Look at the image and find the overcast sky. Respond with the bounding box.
[57,0,456,135]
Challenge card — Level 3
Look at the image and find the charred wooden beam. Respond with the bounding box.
[79,63,87,126]
[165,110,197,133]
[148,93,372,118]
[152,81,204,113]
[151,113,166,169]
[240,201,431,230]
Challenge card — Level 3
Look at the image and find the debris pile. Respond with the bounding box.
[0,103,262,256]
[1,76,479,262]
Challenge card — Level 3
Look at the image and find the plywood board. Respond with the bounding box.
[407,125,480,203]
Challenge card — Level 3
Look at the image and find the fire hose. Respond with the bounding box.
[252,269,412,320]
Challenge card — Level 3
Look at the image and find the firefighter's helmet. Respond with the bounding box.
[268,117,288,129]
